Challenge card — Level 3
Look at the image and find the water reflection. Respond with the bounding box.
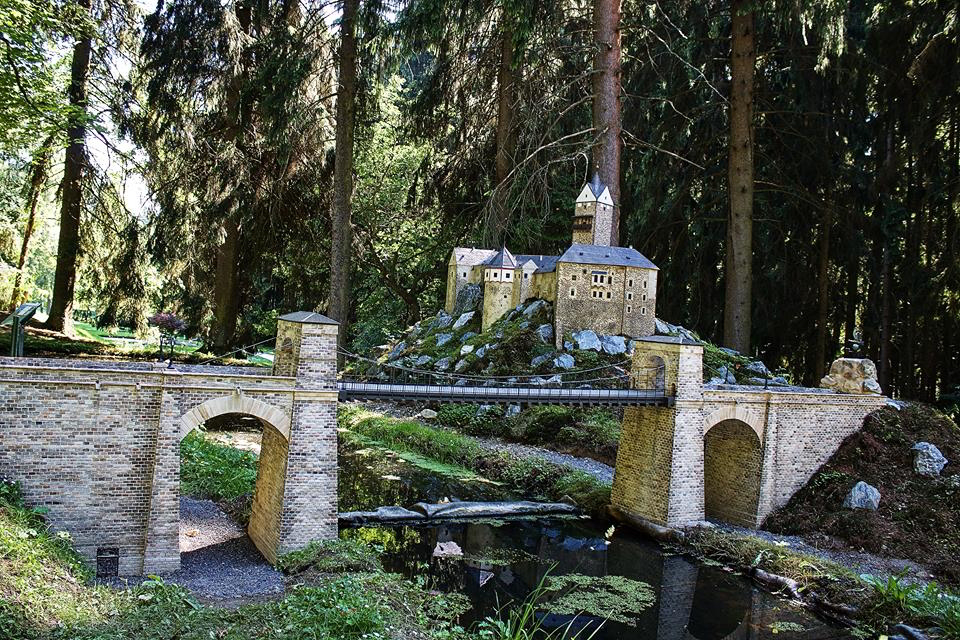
[338,441,847,639]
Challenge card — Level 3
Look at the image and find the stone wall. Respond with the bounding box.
[482,278,517,331]
[0,314,339,574]
[554,262,657,347]
[614,341,886,529]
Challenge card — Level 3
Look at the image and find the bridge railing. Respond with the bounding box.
[337,347,670,396]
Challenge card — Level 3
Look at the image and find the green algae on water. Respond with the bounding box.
[543,574,656,626]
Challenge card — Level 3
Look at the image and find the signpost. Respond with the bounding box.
[1,303,42,357]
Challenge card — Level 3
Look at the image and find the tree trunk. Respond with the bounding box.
[814,205,833,381]
[492,22,516,243]
[212,217,242,352]
[723,0,754,354]
[45,0,92,335]
[9,133,56,311]
[327,0,359,343]
[592,0,621,245]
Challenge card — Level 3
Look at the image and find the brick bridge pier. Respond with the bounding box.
[614,337,887,529]
[0,312,338,574]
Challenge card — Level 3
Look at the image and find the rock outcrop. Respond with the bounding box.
[820,358,882,394]
[912,442,947,477]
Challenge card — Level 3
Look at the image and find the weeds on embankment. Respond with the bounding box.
[338,405,612,517]
[683,528,960,639]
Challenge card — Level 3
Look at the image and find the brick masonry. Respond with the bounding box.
[613,339,888,528]
[0,313,339,574]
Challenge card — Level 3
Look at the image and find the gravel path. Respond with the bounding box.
[179,497,244,552]
[473,436,615,484]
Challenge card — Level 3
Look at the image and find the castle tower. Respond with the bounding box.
[572,173,615,246]
[482,246,519,331]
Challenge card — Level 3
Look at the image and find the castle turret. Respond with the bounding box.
[572,173,615,247]
[482,246,519,331]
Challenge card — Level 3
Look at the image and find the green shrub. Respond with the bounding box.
[278,538,383,575]
[180,431,258,503]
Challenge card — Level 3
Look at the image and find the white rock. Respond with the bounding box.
[572,329,601,351]
[433,541,463,558]
[554,354,575,370]
[452,311,475,330]
[535,324,554,344]
[842,481,881,510]
[506,404,521,418]
[460,344,474,356]
[435,333,453,347]
[912,442,947,477]
[820,358,882,394]
[523,300,548,318]
[419,409,438,420]
[600,335,627,355]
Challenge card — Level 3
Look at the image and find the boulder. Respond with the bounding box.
[572,329,601,351]
[459,331,478,344]
[745,360,770,377]
[431,312,453,330]
[454,358,470,372]
[715,366,736,384]
[820,358,882,394]
[518,320,530,329]
[563,341,574,351]
[453,284,482,315]
[476,404,496,416]
[600,335,627,355]
[535,323,554,344]
[419,408,438,420]
[433,541,463,558]
[434,357,453,371]
[842,481,881,510]
[531,353,554,368]
[452,311,476,330]
[554,354,575,370]
[523,299,548,318]
[912,442,947,477]
[414,355,433,367]
[475,345,488,359]
[435,333,453,347]
[460,344,474,356]
[506,404,521,418]
[387,341,407,361]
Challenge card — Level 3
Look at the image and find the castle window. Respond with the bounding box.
[627,292,633,301]
[641,307,647,315]
[643,280,648,289]
[607,275,612,284]
[462,271,467,278]
[628,279,633,287]
[569,288,576,298]
[591,271,609,285]
[524,273,529,279]
[505,272,511,280]
[583,269,588,274]
[606,291,611,299]
[627,305,632,313]
[572,275,577,281]
[503,294,508,299]
[642,293,647,302]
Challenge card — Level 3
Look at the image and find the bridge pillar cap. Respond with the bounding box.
[278,311,339,326]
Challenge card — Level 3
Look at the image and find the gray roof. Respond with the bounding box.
[557,244,658,270]
[278,311,339,325]
[586,172,607,198]
[486,246,518,268]
[452,247,497,266]
[516,255,559,273]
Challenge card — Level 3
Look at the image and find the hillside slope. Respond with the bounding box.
[764,404,960,585]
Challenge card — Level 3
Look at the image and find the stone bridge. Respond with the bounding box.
[613,337,887,529]
[0,312,338,574]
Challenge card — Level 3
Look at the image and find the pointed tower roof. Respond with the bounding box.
[485,246,518,269]
[575,172,615,207]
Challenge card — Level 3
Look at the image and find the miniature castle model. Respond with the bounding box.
[445,173,659,346]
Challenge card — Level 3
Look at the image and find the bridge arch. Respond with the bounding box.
[179,394,291,441]
[177,394,292,564]
[703,406,764,440]
[703,419,763,528]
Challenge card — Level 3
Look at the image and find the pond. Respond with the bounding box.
[338,441,849,639]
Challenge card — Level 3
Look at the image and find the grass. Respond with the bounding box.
[339,406,612,516]
[436,404,621,466]
[179,431,259,523]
